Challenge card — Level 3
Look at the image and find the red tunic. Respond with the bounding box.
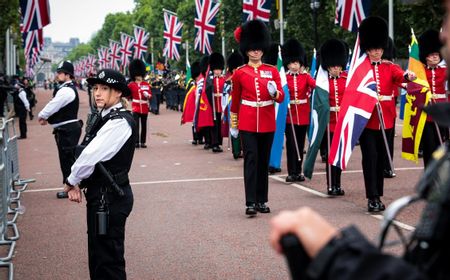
[231,64,284,133]
[366,61,405,130]
[425,65,447,121]
[328,72,347,132]
[128,81,151,114]
[212,76,225,113]
[285,71,316,125]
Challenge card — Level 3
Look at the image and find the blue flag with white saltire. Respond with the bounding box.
[269,47,290,169]
[304,66,330,179]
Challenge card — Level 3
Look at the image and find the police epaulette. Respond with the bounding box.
[107,108,126,120]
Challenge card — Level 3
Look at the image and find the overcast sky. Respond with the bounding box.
[44,0,135,43]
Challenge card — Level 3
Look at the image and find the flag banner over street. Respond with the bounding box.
[20,0,51,33]
[163,11,183,61]
[133,25,149,60]
[329,37,377,170]
[242,0,272,23]
[119,32,135,69]
[401,31,431,163]
[194,0,221,55]
[335,0,370,32]
[269,47,289,170]
[304,66,330,179]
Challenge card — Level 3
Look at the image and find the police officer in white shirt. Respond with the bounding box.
[64,69,136,280]
[38,61,82,199]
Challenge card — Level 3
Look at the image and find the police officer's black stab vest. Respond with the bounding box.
[82,108,137,198]
[47,82,79,124]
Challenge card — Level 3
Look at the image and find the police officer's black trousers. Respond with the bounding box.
[285,124,307,176]
[324,132,342,188]
[359,128,393,199]
[17,110,27,138]
[421,121,449,167]
[53,121,82,183]
[132,112,148,144]
[86,186,133,280]
[211,112,222,147]
[240,131,274,206]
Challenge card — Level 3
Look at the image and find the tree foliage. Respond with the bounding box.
[66,0,445,70]
[0,0,21,72]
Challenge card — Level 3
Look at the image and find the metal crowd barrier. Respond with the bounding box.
[0,117,35,280]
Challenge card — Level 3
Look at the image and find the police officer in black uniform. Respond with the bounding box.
[64,69,136,280]
[38,61,82,199]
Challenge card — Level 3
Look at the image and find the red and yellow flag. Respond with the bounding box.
[401,30,432,163]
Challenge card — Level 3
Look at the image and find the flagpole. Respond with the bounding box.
[326,123,332,192]
[221,5,226,60]
[375,102,395,173]
[388,0,394,40]
[279,0,284,44]
[287,104,302,162]
[151,38,154,71]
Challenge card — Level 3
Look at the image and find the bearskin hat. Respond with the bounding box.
[209,52,225,70]
[282,39,306,68]
[227,51,244,73]
[418,29,442,64]
[359,16,388,52]
[191,61,201,79]
[382,37,397,61]
[320,39,348,70]
[263,43,279,66]
[129,59,147,80]
[239,19,271,55]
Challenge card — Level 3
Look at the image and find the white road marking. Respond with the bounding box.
[371,214,416,231]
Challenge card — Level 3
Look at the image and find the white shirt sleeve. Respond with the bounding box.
[18,89,30,110]
[67,117,132,186]
[38,87,76,119]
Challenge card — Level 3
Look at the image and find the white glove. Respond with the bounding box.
[230,128,239,138]
[143,91,150,98]
[267,81,277,97]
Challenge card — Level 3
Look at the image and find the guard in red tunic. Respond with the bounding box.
[358,17,414,212]
[320,39,348,196]
[282,39,316,183]
[128,59,151,148]
[419,29,448,167]
[209,52,226,153]
[231,20,284,216]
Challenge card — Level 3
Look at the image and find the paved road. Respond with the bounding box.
[6,88,425,279]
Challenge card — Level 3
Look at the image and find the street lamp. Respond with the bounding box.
[310,0,320,51]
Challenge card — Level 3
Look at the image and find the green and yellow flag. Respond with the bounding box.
[401,29,432,163]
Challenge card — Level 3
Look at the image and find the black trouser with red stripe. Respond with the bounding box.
[359,128,394,199]
[285,124,307,176]
[132,112,148,144]
[324,131,342,188]
[240,131,274,206]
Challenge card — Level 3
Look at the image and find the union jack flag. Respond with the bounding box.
[120,32,135,69]
[242,0,273,23]
[20,0,51,33]
[133,25,149,60]
[109,40,121,71]
[194,0,221,55]
[328,36,378,170]
[163,11,183,61]
[23,28,43,59]
[335,0,371,33]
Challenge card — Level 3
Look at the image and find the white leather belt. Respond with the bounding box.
[241,99,274,107]
[132,99,148,104]
[378,95,393,101]
[289,99,307,105]
[214,93,222,97]
[330,106,340,112]
[432,94,447,99]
